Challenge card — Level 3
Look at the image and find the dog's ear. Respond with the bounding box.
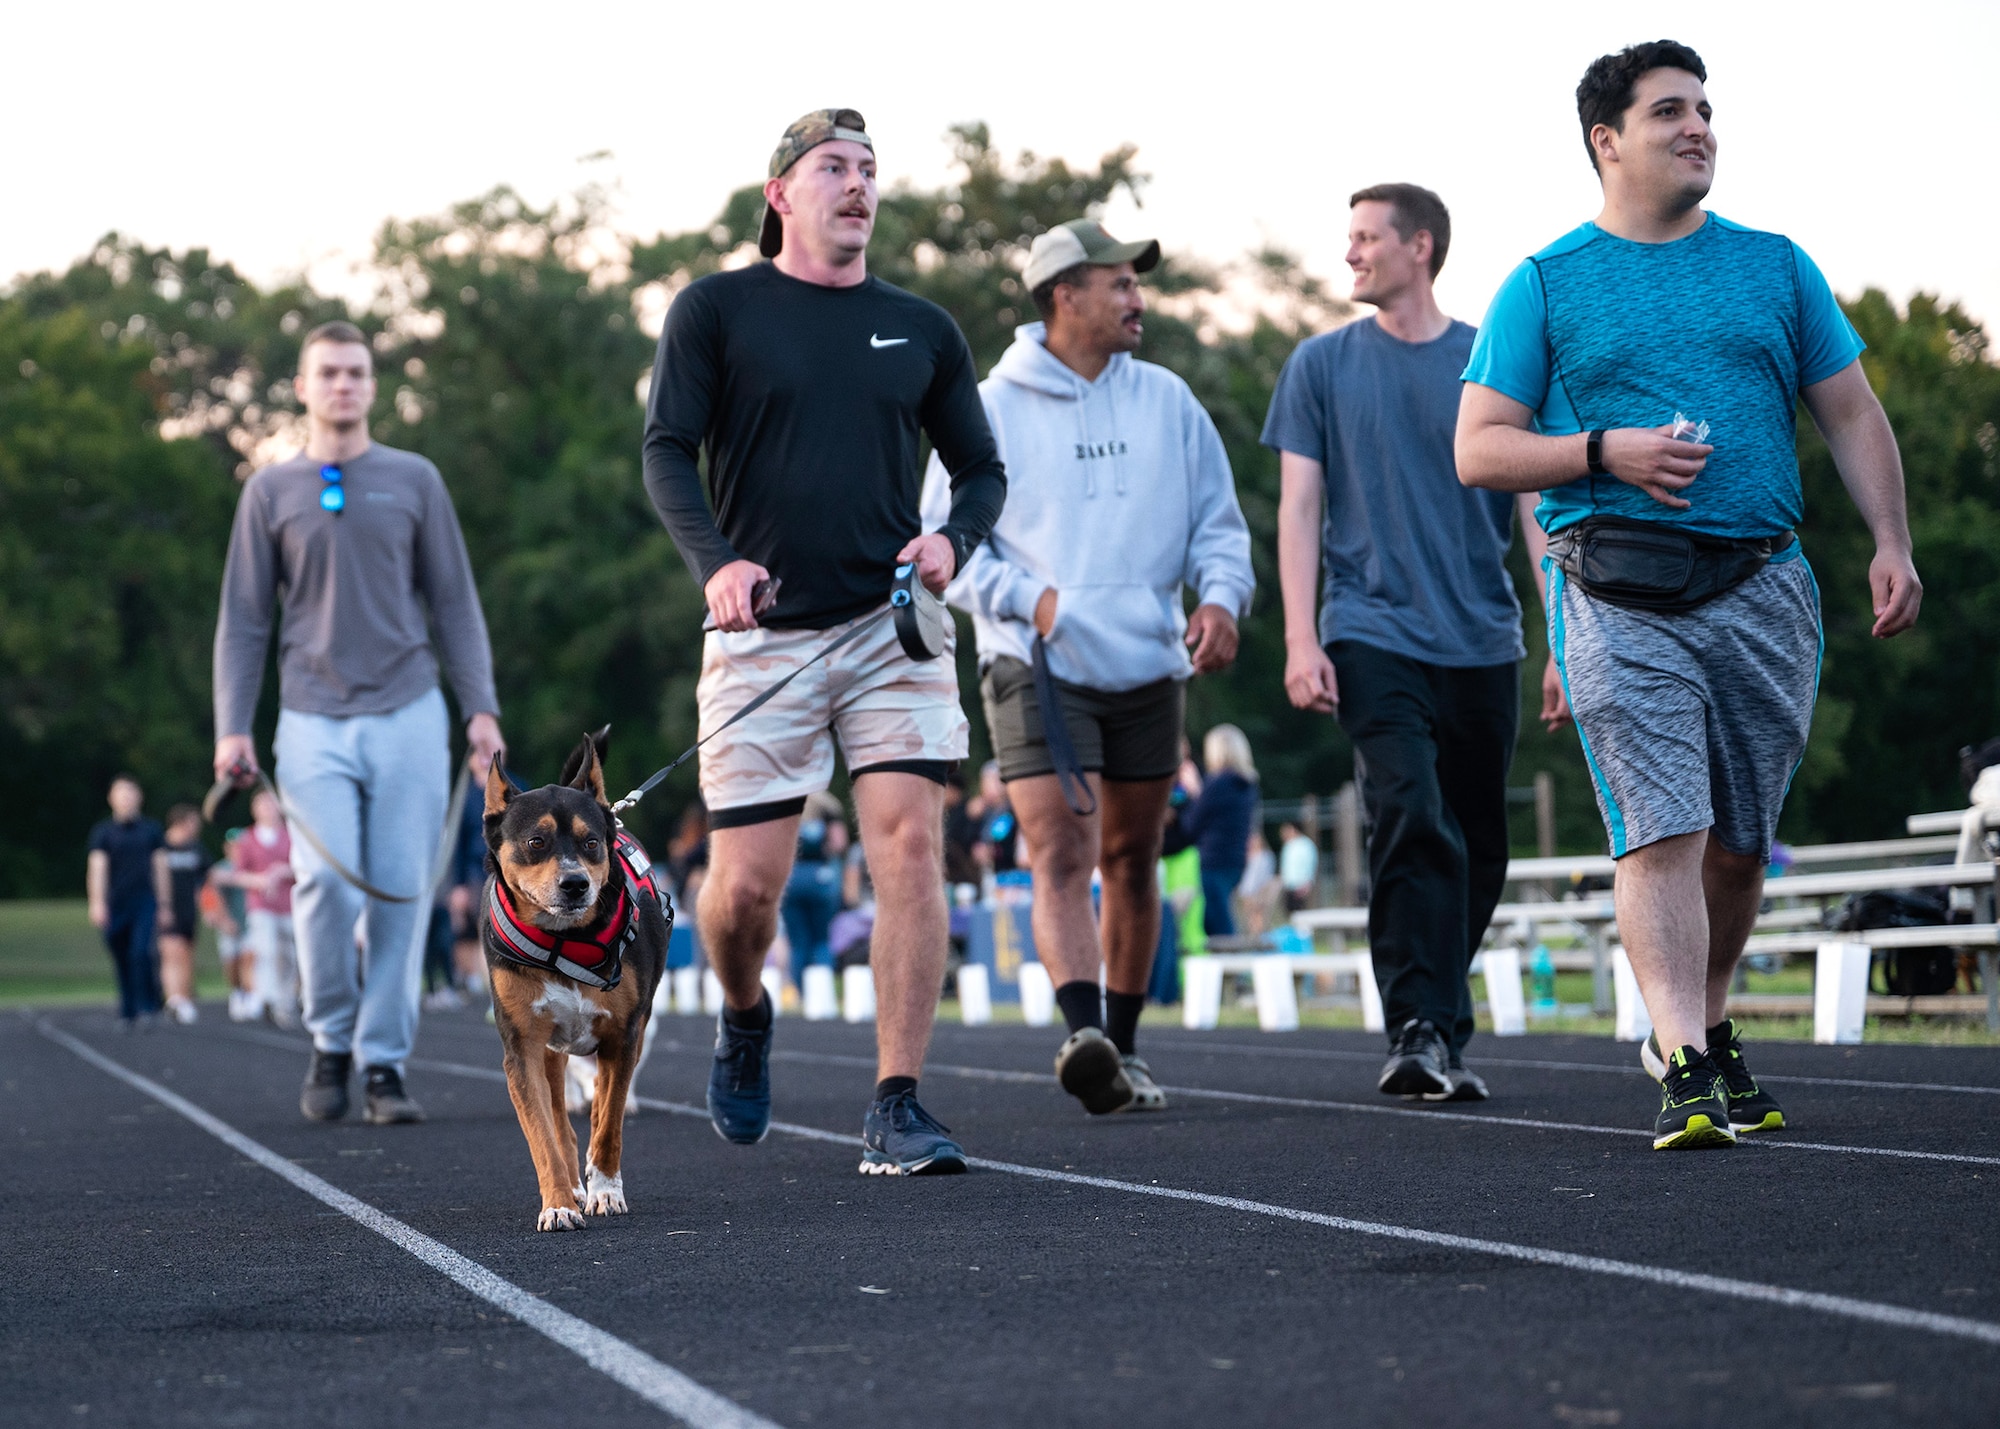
[567,733,608,805]
[484,757,515,818]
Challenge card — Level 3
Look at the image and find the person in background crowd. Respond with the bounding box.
[663,801,711,913]
[1457,40,1919,1146]
[213,318,505,1125]
[444,752,491,1000]
[155,803,209,1024]
[941,780,981,888]
[1238,830,1279,937]
[782,792,846,991]
[972,761,1020,876]
[221,789,298,1028]
[1173,726,1261,940]
[85,775,165,1030]
[208,828,255,1020]
[1270,181,1539,1105]
[1278,821,1320,914]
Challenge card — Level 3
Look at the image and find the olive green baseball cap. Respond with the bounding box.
[1021,218,1161,292]
[759,107,874,258]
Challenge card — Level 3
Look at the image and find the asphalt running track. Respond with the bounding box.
[10,1006,2000,1427]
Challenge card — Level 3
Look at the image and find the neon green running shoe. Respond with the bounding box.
[1707,1017,1786,1132]
[1653,1045,1738,1150]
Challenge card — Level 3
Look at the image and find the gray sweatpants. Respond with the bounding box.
[275,687,451,1071]
[1550,552,1821,859]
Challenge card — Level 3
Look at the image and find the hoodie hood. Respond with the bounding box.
[991,321,1136,400]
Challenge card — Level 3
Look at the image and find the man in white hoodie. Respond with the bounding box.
[921,219,1254,1116]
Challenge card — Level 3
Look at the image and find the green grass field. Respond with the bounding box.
[0,899,232,1007]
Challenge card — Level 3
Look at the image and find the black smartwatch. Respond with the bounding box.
[1585,429,1608,476]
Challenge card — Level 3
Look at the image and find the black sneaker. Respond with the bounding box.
[1707,1018,1786,1132]
[1653,1045,1736,1150]
[1379,1018,1451,1098]
[300,1050,352,1121]
[1426,1051,1489,1103]
[707,994,773,1144]
[1053,1028,1133,1115]
[859,1089,967,1176]
[363,1065,426,1124]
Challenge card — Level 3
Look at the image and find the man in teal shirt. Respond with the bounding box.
[1458,39,1921,1149]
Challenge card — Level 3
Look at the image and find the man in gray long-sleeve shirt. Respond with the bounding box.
[213,319,505,1126]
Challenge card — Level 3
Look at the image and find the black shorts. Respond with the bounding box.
[981,657,1183,785]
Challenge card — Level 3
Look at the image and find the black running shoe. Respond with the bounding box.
[1707,1017,1786,1132]
[301,1049,352,1121]
[1379,1018,1451,1098]
[363,1065,426,1124]
[1653,1045,1736,1150]
[859,1089,967,1176]
[707,994,773,1145]
[1426,1051,1489,1103]
[1053,1027,1133,1115]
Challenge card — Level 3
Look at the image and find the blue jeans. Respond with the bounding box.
[1200,866,1242,939]
[781,860,841,986]
[276,688,450,1072]
[103,897,161,1021]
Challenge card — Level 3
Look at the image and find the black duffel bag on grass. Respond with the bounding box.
[1826,888,1961,996]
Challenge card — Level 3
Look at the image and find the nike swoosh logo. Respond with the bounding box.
[869,334,909,348]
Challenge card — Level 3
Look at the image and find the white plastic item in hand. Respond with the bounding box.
[1670,411,1711,443]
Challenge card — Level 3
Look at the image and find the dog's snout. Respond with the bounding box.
[558,871,591,898]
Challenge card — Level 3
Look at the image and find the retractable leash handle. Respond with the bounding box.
[890,562,948,661]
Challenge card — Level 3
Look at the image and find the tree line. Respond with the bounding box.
[3,125,1997,896]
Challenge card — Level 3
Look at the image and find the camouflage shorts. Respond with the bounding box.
[696,606,969,817]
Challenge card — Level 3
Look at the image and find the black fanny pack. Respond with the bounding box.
[1549,517,1795,614]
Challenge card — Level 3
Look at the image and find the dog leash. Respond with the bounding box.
[608,606,897,816]
[204,761,472,905]
[1031,634,1098,816]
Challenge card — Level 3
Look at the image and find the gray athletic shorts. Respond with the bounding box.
[981,657,1184,784]
[1550,551,1820,859]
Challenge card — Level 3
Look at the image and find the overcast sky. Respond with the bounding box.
[8,0,1996,338]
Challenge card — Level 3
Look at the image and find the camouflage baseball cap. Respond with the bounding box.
[1021,218,1161,292]
[759,108,874,258]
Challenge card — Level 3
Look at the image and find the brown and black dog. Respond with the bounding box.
[482,732,667,1231]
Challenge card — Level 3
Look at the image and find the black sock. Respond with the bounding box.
[1054,980,1103,1034]
[1104,991,1145,1056]
[722,989,771,1031]
[875,1075,917,1102]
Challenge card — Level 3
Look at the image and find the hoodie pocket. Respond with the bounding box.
[1042,582,1186,688]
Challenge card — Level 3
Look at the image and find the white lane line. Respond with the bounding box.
[389,1051,2000,1348]
[1150,1038,2000,1097]
[763,1049,2000,1168]
[38,1020,778,1429]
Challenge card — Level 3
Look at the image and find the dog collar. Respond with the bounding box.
[485,835,659,990]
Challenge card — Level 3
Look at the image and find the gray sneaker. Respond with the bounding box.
[1053,1027,1133,1115]
[1379,1018,1451,1098]
[362,1065,426,1125]
[301,1050,352,1121]
[1115,1054,1168,1111]
[1426,1055,1489,1102]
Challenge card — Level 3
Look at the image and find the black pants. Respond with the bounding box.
[103,896,162,1022]
[1332,642,1518,1055]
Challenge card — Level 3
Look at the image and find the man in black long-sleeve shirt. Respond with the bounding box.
[642,109,1006,1175]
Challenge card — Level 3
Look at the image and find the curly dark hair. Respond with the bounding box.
[1576,40,1707,173]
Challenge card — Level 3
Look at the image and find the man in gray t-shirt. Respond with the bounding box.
[1265,184,1557,1103]
[213,320,504,1126]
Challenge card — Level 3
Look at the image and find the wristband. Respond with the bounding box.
[1585,429,1608,476]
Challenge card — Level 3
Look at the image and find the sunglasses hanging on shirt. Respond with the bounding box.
[319,463,345,513]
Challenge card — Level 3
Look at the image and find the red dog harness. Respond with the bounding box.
[485,831,663,990]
